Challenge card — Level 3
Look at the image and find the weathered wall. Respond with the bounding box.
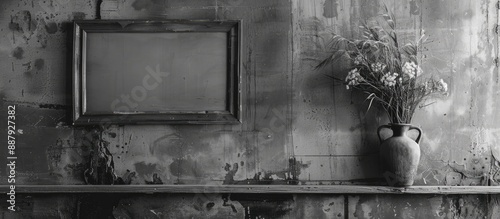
[0,0,97,184]
[1,0,500,218]
[294,0,500,186]
[96,0,294,185]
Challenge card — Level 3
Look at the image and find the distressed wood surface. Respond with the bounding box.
[291,0,395,183]
[5,185,500,194]
[3,193,500,218]
[1,0,500,217]
[291,0,500,185]
[348,194,492,218]
[95,0,295,186]
[1,0,497,187]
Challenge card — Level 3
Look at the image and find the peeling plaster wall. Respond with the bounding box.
[97,0,295,185]
[1,0,500,218]
[0,0,97,185]
[293,0,500,186]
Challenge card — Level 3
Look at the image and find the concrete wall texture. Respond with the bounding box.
[1,0,500,218]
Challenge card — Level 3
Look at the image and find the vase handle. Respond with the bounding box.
[377,124,392,143]
[409,125,422,144]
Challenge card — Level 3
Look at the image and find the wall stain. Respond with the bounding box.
[8,20,21,32]
[47,138,64,167]
[222,157,309,185]
[22,61,32,73]
[38,103,68,110]
[291,157,309,180]
[349,195,489,218]
[170,157,200,178]
[150,133,184,156]
[36,34,47,48]
[34,58,44,70]
[223,162,239,184]
[63,163,86,180]
[357,0,380,20]
[44,22,58,34]
[229,193,294,218]
[206,202,215,211]
[131,0,163,11]
[322,0,338,18]
[9,10,33,33]
[83,129,117,185]
[145,173,163,184]
[409,0,420,15]
[12,47,24,59]
[107,132,117,138]
[115,169,137,185]
[222,194,239,213]
[134,161,158,177]
[9,10,37,42]
[72,12,86,20]
[445,170,464,186]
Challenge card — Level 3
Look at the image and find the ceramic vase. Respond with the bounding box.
[378,123,422,187]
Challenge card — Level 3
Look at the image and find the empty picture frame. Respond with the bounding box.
[72,20,241,125]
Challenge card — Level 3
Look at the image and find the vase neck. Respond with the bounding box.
[390,124,411,136]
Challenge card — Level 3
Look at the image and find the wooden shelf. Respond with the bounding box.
[2,185,500,194]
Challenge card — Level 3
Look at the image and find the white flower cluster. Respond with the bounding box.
[436,79,448,92]
[345,68,364,89]
[371,62,386,73]
[353,55,364,65]
[380,72,399,87]
[402,61,422,80]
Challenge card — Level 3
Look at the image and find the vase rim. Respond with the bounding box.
[388,123,412,126]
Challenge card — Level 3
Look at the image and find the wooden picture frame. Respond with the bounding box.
[72,20,241,125]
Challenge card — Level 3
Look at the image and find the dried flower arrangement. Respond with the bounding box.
[317,8,448,124]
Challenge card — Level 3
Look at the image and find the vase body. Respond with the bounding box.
[378,123,422,187]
